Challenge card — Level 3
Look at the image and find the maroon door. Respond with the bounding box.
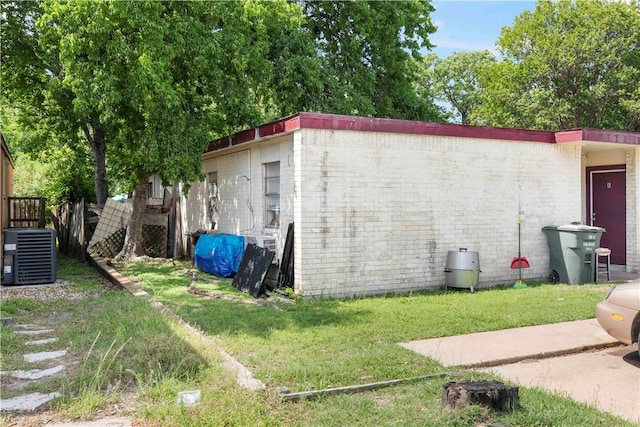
[588,167,626,265]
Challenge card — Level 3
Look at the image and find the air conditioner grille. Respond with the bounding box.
[244,236,278,264]
[4,229,57,285]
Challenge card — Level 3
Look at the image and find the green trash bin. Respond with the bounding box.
[542,224,605,284]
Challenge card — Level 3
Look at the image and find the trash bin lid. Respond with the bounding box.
[556,224,605,232]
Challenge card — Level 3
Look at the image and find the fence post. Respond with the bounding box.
[39,198,46,228]
[78,198,86,262]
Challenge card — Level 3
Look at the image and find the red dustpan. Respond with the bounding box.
[510,256,530,269]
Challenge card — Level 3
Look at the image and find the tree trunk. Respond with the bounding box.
[82,123,109,205]
[115,179,148,260]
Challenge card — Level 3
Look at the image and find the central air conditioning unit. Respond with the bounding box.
[244,235,278,264]
[3,229,57,286]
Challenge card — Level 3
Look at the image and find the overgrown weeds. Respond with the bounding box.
[1,255,208,422]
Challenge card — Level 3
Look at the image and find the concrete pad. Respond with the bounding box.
[480,345,640,424]
[26,337,59,345]
[2,365,65,380]
[23,350,67,363]
[399,319,617,367]
[45,417,132,427]
[0,392,61,412]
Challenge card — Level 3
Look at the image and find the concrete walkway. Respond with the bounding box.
[400,319,640,423]
[480,344,640,424]
[399,319,618,368]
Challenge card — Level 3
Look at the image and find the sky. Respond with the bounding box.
[429,1,536,58]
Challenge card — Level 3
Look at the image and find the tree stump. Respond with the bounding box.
[442,381,519,411]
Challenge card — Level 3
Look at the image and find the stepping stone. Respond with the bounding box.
[2,365,65,380]
[15,329,55,336]
[0,391,61,412]
[46,417,132,427]
[25,337,59,345]
[23,350,67,363]
[13,324,47,330]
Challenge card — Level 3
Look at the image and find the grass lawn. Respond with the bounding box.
[113,258,633,427]
[1,255,632,426]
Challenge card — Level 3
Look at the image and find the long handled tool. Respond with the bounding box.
[511,218,530,288]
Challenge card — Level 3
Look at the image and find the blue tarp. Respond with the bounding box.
[194,233,245,278]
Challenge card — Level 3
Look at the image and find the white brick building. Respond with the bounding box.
[179,113,640,298]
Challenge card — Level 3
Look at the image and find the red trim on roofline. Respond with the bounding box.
[554,129,584,143]
[205,112,639,154]
[297,113,555,142]
[582,128,639,145]
[555,128,640,145]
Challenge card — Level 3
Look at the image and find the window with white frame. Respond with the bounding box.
[264,162,280,228]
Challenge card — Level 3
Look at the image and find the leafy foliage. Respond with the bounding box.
[36,0,279,192]
[419,51,496,124]
[12,148,95,207]
[1,0,445,233]
[297,0,442,120]
[1,0,109,203]
[475,0,640,131]
[2,106,95,206]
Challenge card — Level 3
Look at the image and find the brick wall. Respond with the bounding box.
[182,128,634,298]
[181,137,295,257]
[181,149,252,237]
[294,129,582,298]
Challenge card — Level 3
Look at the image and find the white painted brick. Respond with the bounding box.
[183,128,637,299]
[295,129,581,298]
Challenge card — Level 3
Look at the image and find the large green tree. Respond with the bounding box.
[2,0,443,258]
[419,51,496,125]
[297,0,441,120]
[48,0,299,257]
[475,0,640,131]
[2,0,291,257]
[1,0,104,202]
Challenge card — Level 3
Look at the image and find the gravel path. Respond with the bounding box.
[1,278,117,304]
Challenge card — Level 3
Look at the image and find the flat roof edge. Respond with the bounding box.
[204,113,639,155]
[297,113,555,143]
[555,128,640,145]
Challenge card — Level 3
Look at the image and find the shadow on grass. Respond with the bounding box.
[117,259,612,343]
[120,261,372,339]
[198,300,369,337]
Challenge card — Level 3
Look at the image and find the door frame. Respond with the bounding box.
[585,164,626,264]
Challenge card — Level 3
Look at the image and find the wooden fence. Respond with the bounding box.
[53,198,103,262]
[53,194,176,262]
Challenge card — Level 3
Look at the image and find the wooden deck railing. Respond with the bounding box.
[7,197,47,228]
